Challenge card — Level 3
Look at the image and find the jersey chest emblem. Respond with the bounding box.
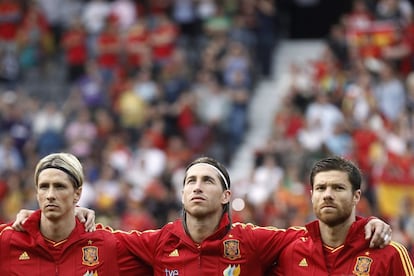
[223,239,241,260]
[82,246,100,266]
[353,256,373,275]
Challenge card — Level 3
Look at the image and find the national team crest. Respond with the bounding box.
[82,246,99,266]
[353,256,373,276]
[223,239,241,260]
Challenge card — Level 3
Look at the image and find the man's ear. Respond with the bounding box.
[310,190,313,203]
[222,190,231,205]
[353,189,361,205]
[181,189,185,205]
[74,187,82,204]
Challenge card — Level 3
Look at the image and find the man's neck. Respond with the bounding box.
[319,217,355,248]
[40,215,76,243]
[185,211,223,244]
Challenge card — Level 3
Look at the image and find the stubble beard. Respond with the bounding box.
[318,209,352,227]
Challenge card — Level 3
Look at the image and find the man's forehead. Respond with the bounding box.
[314,170,349,184]
[186,163,218,177]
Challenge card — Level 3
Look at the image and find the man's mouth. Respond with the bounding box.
[191,196,206,201]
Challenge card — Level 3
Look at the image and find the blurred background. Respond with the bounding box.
[0,0,413,254]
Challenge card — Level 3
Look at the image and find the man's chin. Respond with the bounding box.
[318,209,353,226]
[319,216,346,227]
[186,208,211,219]
[42,211,61,221]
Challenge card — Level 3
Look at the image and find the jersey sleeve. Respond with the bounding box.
[388,241,414,275]
[114,234,153,275]
[243,223,307,267]
[111,228,160,266]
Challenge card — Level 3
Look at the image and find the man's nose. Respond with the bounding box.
[193,180,202,192]
[46,188,56,199]
[323,188,334,200]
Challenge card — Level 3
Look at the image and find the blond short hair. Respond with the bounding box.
[34,153,84,189]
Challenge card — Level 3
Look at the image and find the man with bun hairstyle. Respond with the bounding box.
[0,152,152,275]
[12,156,392,275]
[272,156,414,275]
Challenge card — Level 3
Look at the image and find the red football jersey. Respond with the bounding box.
[111,214,307,275]
[272,217,414,275]
[0,210,152,275]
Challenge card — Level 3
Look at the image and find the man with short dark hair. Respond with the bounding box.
[272,156,414,275]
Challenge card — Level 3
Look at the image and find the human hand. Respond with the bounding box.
[75,206,96,232]
[12,209,35,231]
[364,218,392,248]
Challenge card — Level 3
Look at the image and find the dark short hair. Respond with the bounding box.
[309,156,361,191]
[184,156,230,191]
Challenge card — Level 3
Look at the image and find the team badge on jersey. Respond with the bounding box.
[353,256,373,275]
[223,239,241,260]
[82,246,99,266]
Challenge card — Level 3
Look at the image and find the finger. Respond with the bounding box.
[381,229,392,248]
[371,228,391,248]
[84,213,96,232]
[369,227,384,248]
[365,222,373,240]
[11,221,20,231]
[365,220,384,241]
[12,220,26,232]
[85,220,95,232]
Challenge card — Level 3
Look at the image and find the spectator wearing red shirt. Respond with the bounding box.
[150,14,179,67]
[95,14,122,85]
[344,0,374,31]
[123,19,151,73]
[0,0,22,44]
[61,17,88,83]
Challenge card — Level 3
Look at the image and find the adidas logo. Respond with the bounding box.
[169,249,179,257]
[299,258,308,267]
[19,251,30,260]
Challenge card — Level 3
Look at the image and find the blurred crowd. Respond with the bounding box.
[1,0,414,257]
[0,0,277,230]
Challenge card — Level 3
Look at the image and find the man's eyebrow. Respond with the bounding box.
[184,175,197,182]
[202,175,216,182]
[185,175,216,182]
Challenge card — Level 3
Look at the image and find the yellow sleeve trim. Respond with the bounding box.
[390,241,414,275]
